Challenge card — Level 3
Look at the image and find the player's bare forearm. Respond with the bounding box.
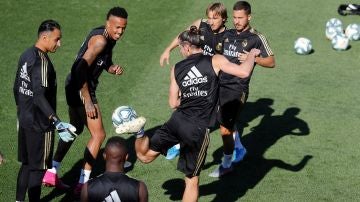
[256,55,275,68]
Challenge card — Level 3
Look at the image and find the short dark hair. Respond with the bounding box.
[107,7,128,19]
[233,1,251,15]
[105,136,128,154]
[38,19,61,37]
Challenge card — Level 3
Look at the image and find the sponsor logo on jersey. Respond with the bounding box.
[223,42,241,57]
[182,66,208,87]
[202,45,214,56]
[182,66,208,97]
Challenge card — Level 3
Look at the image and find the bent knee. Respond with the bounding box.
[136,153,155,164]
[220,126,233,136]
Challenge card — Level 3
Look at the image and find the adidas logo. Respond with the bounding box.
[104,190,121,202]
[182,66,208,87]
[20,62,30,82]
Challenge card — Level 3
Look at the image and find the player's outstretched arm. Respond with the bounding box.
[159,19,202,67]
[160,37,180,67]
[239,51,275,68]
[213,48,260,78]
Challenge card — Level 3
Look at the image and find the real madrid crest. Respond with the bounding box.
[242,39,248,47]
[215,42,223,53]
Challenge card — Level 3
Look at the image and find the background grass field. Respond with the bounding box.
[1,0,360,201]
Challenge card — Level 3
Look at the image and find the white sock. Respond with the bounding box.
[52,160,61,173]
[221,154,233,168]
[174,144,180,149]
[233,130,244,149]
[48,167,57,174]
[79,169,91,184]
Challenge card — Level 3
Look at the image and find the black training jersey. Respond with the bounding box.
[66,26,116,106]
[175,53,218,127]
[219,28,274,93]
[87,172,140,202]
[199,19,226,56]
[13,46,57,131]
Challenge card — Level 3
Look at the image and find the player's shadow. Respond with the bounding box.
[204,98,276,169]
[200,106,312,201]
[161,99,312,201]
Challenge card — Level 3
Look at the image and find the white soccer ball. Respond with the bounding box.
[294,37,312,55]
[325,26,343,40]
[326,18,343,29]
[112,106,138,127]
[331,34,349,51]
[345,23,360,41]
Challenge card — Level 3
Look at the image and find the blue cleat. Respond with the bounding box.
[165,145,180,160]
[232,147,247,163]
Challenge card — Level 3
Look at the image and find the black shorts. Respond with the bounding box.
[150,111,210,177]
[18,126,54,169]
[65,75,98,107]
[218,87,248,130]
[68,106,87,135]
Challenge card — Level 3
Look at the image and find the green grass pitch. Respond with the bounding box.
[1,0,360,201]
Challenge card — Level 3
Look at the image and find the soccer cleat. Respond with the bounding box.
[232,147,247,163]
[115,116,146,135]
[208,164,234,178]
[165,145,180,160]
[42,170,70,189]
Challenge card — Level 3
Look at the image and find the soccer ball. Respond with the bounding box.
[345,23,360,41]
[331,34,349,51]
[325,26,343,40]
[112,106,138,127]
[294,37,312,55]
[325,18,343,29]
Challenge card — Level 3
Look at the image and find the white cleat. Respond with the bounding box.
[115,116,146,134]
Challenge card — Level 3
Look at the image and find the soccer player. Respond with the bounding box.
[13,19,77,202]
[160,2,228,65]
[117,26,260,202]
[159,2,228,160]
[42,7,127,195]
[81,136,148,202]
[209,1,276,177]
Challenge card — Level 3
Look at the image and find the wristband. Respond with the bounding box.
[50,115,61,126]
